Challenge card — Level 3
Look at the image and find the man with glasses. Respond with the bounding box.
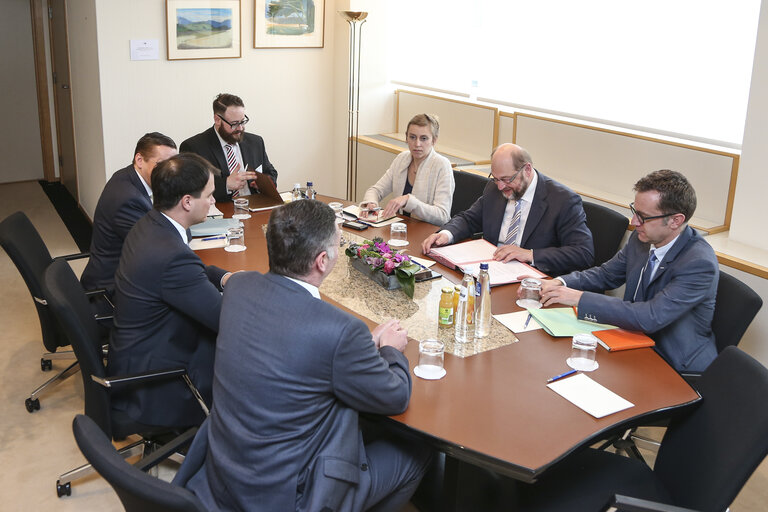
[422,142,594,275]
[536,169,718,372]
[180,93,278,202]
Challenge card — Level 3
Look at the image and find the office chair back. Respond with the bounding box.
[43,259,113,435]
[654,346,768,511]
[711,271,762,354]
[451,170,490,217]
[73,414,208,512]
[0,211,67,353]
[582,201,629,267]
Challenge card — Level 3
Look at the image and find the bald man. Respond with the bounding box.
[422,143,594,276]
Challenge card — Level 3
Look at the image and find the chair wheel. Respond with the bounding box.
[41,358,53,371]
[56,480,71,497]
[25,398,41,413]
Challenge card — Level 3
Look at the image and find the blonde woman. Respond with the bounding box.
[360,114,455,225]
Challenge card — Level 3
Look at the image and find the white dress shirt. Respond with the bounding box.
[497,170,538,247]
[214,127,250,197]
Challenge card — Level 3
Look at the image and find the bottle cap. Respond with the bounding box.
[480,262,489,270]
[307,181,313,186]
[294,183,301,187]
[441,286,454,294]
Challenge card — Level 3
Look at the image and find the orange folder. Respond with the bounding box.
[593,328,655,352]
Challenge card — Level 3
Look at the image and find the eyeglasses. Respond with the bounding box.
[629,202,677,224]
[489,163,527,185]
[217,114,249,129]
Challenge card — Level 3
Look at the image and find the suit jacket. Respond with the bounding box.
[362,149,455,225]
[107,209,227,428]
[81,165,152,294]
[563,226,718,372]
[185,272,412,512]
[442,171,594,275]
[180,126,278,202]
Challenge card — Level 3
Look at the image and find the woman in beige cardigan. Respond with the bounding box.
[360,114,455,226]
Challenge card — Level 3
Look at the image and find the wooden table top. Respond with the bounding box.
[198,196,699,482]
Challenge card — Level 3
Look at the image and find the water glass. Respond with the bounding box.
[224,226,246,252]
[328,202,347,246]
[389,222,408,247]
[567,333,599,371]
[233,198,251,220]
[516,278,542,309]
[415,339,446,380]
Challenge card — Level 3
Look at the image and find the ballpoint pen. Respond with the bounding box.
[523,312,532,329]
[201,235,226,241]
[546,369,577,383]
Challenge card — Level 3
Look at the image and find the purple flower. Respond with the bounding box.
[383,259,396,274]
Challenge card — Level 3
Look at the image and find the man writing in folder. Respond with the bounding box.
[535,170,718,372]
[421,143,594,276]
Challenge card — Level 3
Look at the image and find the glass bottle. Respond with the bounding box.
[305,181,316,200]
[292,183,303,201]
[438,286,454,327]
[455,273,475,343]
[475,263,491,338]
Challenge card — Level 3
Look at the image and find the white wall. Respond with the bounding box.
[1,0,44,183]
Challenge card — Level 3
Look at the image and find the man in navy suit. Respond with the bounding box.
[183,200,431,511]
[180,92,278,202]
[108,153,236,428]
[538,170,718,372]
[81,132,177,294]
[422,143,594,276]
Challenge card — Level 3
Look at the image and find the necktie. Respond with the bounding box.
[504,200,523,245]
[640,250,657,299]
[224,144,243,197]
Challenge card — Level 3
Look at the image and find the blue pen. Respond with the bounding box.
[546,369,577,383]
[201,235,226,241]
[523,313,532,329]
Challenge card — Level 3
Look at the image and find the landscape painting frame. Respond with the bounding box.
[254,0,325,49]
[166,0,242,60]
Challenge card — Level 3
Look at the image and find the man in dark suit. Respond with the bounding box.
[538,170,718,372]
[81,132,177,295]
[182,200,431,511]
[422,143,594,276]
[108,153,236,428]
[180,92,278,202]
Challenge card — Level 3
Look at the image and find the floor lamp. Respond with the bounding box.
[339,11,368,201]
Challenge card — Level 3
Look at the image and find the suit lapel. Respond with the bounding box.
[647,226,693,288]
[521,171,546,246]
[206,127,230,175]
[126,166,152,208]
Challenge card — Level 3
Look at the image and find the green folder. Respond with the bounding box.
[529,307,617,337]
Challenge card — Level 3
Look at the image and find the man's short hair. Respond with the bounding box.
[213,93,244,116]
[134,132,176,160]
[491,143,533,169]
[267,200,337,278]
[634,169,697,222]
[152,153,218,211]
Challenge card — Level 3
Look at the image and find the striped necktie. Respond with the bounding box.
[224,144,242,197]
[504,200,523,245]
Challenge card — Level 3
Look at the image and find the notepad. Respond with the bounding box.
[593,328,655,352]
[189,237,228,250]
[547,373,634,418]
[529,307,617,337]
[342,205,399,226]
[189,218,242,237]
[493,311,542,333]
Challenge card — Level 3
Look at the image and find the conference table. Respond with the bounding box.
[198,195,700,487]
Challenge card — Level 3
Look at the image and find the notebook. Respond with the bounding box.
[592,328,655,351]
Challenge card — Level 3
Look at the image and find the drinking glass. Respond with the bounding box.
[224,226,246,252]
[516,278,542,309]
[389,222,408,247]
[328,202,347,246]
[415,339,446,380]
[232,198,251,220]
[566,333,599,371]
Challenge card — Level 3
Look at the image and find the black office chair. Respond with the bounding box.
[72,414,207,512]
[0,211,91,412]
[583,201,629,267]
[43,259,208,497]
[451,170,490,217]
[517,346,768,512]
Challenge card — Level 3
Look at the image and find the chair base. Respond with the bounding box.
[26,360,79,413]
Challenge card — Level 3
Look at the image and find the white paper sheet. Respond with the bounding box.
[409,256,436,268]
[547,374,634,419]
[189,237,228,250]
[462,260,546,286]
[493,311,542,333]
[207,204,224,217]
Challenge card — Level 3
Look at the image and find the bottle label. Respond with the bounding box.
[438,307,453,325]
[459,286,468,302]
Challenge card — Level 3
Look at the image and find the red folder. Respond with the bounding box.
[593,328,655,352]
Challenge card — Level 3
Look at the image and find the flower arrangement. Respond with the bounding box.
[345,237,421,298]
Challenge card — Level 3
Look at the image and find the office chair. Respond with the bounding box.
[517,347,768,512]
[583,201,629,267]
[0,211,93,412]
[43,259,208,497]
[451,170,490,217]
[72,414,207,512]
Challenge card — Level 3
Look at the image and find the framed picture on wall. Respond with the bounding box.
[166,0,242,60]
[254,0,325,48]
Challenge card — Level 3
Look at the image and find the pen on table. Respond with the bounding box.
[546,369,577,383]
[523,312,532,329]
[201,235,226,241]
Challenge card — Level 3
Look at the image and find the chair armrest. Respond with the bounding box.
[91,368,187,389]
[94,315,114,322]
[54,251,90,261]
[603,494,701,512]
[84,288,115,310]
[134,427,198,472]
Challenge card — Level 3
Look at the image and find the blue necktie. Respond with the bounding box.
[640,250,657,300]
[504,200,523,245]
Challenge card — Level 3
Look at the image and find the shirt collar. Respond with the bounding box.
[519,168,538,204]
[133,167,152,198]
[651,232,681,262]
[160,212,188,245]
[213,126,235,151]
[285,276,321,299]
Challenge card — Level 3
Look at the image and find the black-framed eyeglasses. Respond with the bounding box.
[629,202,677,224]
[489,163,527,185]
[217,114,249,129]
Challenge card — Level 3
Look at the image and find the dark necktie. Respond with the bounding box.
[639,250,657,300]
